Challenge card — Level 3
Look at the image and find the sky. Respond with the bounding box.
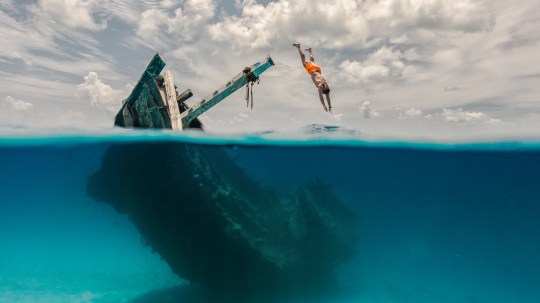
[0,0,539,141]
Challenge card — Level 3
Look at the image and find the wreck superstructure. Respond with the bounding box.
[113,53,274,130]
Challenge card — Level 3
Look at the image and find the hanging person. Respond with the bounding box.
[293,43,332,113]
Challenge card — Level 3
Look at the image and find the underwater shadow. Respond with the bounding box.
[87,142,358,300]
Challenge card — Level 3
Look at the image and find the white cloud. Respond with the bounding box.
[359,101,380,118]
[441,108,501,124]
[340,46,407,84]
[0,0,120,81]
[209,0,370,50]
[394,107,427,120]
[209,0,494,51]
[77,72,121,112]
[404,108,424,118]
[364,0,494,34]
[0,10,56,62]
[136,0,216,46]
[4,96,33,111]
[30,0,107,31]
[0,0,14,10]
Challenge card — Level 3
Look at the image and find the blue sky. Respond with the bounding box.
[1,0,539,140]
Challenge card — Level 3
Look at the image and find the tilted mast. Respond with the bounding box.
[114,53,274,131]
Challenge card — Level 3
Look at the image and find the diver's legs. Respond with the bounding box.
[306,48,314,62]
[293,44,307,67]
[325,94,332,113]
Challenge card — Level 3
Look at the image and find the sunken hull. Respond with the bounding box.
[87,142,357,298]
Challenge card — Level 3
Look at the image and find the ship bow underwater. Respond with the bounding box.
[87,54,358,299]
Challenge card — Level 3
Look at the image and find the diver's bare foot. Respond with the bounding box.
[293,43,300,48]
[305,48,312,52]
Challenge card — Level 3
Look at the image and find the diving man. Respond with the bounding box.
[293,44,332,113]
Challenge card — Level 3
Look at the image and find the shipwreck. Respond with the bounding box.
[87,54,357,300]
[113,53,273,130]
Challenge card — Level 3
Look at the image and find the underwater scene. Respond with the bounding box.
[1,130,539,303]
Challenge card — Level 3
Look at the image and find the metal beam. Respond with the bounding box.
[180,56,274,129]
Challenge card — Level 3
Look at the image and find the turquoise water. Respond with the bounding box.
[1,129,540,302]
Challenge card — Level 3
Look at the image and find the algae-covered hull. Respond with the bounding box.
[87,142,357,298]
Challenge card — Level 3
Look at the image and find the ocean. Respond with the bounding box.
[1,128,539,303]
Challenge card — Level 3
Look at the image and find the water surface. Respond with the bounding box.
[1,130,539,302]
